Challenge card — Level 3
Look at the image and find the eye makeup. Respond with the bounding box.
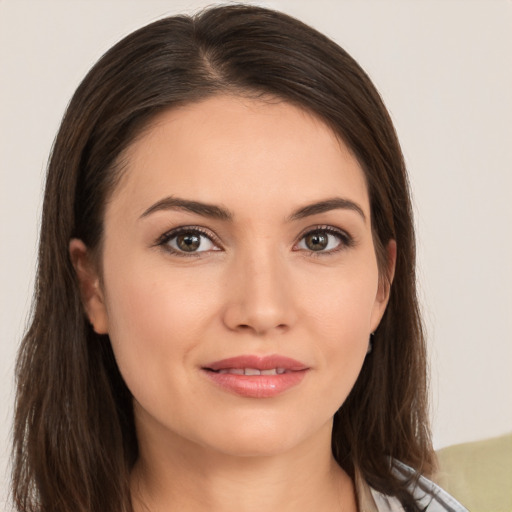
[155,226,222,257]
[294,225,355,256]
[154,223,355,259]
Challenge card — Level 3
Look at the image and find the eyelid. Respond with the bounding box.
[293,225,354,254]
[155,225,223,255]
[154,224,353,257]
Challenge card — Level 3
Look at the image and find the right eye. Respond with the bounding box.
[158,227,221,256]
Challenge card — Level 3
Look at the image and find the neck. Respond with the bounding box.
[131,418,357,512]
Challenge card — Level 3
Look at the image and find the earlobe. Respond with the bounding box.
[370,239,397,332]
[69,239,109,334]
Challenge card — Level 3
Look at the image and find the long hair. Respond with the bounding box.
[13,5,434,511]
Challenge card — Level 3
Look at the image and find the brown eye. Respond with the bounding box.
[162,229,218,254]
[176,233,201,252]
[304,232,329,251]
[297,228,349,253]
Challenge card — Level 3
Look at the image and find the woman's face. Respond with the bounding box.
[74,95,393,458]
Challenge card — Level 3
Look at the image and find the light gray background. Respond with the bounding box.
[1,0,511,508]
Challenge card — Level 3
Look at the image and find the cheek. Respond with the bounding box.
[297,259,379,398]
[101,257,221,393]
[105,254,217,333]
[299,257,380,338]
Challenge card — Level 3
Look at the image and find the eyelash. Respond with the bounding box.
[294,225,354,257]
[155,225,354,257]
[155,226,221,257]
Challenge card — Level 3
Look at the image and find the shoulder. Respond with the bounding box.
[369,460,468,512]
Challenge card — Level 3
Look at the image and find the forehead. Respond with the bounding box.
[108,94,369,222]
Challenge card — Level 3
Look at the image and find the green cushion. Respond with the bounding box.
[435,432,512,512]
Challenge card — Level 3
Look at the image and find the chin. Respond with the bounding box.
[207,432,304,458]
[192,413,333,460]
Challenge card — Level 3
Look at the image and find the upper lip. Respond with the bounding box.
[204,354,309,372]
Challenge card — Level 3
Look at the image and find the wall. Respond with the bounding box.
[1,0,511,508]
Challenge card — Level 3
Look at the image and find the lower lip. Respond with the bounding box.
[202,370,308,398]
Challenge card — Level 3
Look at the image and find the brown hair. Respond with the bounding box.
[13,5,434,511]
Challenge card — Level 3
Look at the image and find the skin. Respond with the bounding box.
[71,95,395,512]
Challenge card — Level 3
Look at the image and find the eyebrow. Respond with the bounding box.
[140,197,233,220]
[140,196,366,223]
[287,197,366,223]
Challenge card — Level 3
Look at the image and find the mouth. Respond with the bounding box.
[201,355,309,398]
[209,367,289,375]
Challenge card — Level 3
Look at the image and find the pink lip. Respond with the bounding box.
[202,354,309,398]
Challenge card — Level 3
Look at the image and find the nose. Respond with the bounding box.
[222,250,297,336]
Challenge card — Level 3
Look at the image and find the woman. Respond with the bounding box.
[12,5,467,512]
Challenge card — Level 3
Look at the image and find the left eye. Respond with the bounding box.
[164,230,217,253]
[296,229,345,252]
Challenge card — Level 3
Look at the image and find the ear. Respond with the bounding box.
[69,238,109,334]
[370,239,397,332]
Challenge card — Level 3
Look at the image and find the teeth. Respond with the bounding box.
[218,368,244,375]
[216,368,287,375]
